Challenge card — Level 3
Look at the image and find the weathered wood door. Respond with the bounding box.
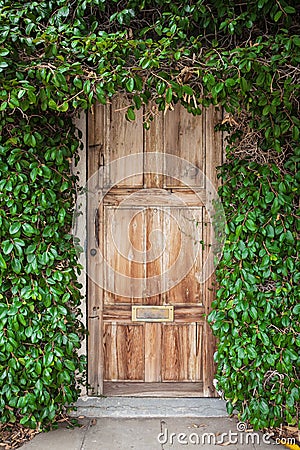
[87,97,223,397]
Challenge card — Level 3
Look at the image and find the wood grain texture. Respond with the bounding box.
[144,108,164,188]
[108,96,143,187]
[164,207,204,305]
[162,323,203,381]
[202,104,221,393]
[103,305,205,322]
[104,188,207,207]
[144,323,162,382]
[164,103,204,188]
[103,323,145,381]
[202,208,217,396]
[204,105,223,190]
[103,382,204,397]
[87,108,105,395]
[88,99,223,396]
[144,208,163,305]
[88,102,108,188]
[104,206,145,303]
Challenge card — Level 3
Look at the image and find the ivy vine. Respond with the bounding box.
[0,0,299,430]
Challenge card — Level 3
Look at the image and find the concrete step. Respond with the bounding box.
[71,397,228,418]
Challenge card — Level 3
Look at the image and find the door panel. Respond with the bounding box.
[108,96,144,188]
[102,201,206,385]
[145,207,164,305]
[104,206,146,302]
[87,97,223,397]
[164,103,205,188]
[162,207,203,305]
[161,323,203,381]
[144,323,162,382]
[103,323,145,381]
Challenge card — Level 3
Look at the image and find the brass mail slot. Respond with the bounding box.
[132,305,174,322]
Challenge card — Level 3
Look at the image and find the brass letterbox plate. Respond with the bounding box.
[132,305,174,322]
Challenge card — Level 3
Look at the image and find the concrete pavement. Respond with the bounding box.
[20,398,286,450]
[20,417,286,450]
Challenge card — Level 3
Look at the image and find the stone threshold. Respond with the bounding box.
[71,397,228,418]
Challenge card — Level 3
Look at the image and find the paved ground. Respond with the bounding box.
[21,416,286,450]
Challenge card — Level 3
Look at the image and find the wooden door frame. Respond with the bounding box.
[74,102,225,397]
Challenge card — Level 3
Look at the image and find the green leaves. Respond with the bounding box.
[284,6,296,14]
[211,154,299,429]
[0,48,9,57]
[156,81,166,95]
[126,77,135,92]
[0,0,298,433]
[212,81,224,97]
[293,36,300,47]
[73,77,82,89]
[24,133,36,147]
[245,219,257,232]
[0,253,7,269]
[182,85,194,95]
[265,191,274,203]
[0,111,85,429]
[2,240,13,255]
[9,222,21,235]
[43,351,54,367]
[11,258,21,274]
[22,223,36,236]
[165,87,173,103]
[292,304,300,315]
[126,107,135,121]
[259,399,270,416]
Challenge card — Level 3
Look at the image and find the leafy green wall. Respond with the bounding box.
[0,111,86,427]
[0,0,299,429]
[210,157,299,428]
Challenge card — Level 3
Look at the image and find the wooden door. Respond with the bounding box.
[87,97,223,397]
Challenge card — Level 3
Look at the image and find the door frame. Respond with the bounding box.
[74,101,225,397]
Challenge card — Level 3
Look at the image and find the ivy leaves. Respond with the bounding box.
[0,0,299,432]
[0,0,298,123]
[0,111,85,428]
[209,157,300,429]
